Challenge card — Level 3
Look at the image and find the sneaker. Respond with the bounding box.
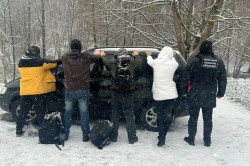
[157,140,165,147]
[128,136,138,144]
[184,137,195,146]
[83,136,89,142]
[204,140,211,147]
[16,130,24,137]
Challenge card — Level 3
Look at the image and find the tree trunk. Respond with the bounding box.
[171,0,225,61]
[41,0,46,57]
[7,0,16,80]
[27,0,31,47]
[123,2,127,46]
[171,0,187,60]
[1,2,8,83]
[188,0,225,61]
[92,2,97,48]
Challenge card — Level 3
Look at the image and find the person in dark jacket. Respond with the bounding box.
[16,46,58,137]
[101,48,141,144]
[62,39,102,142]
[181,40,227,147]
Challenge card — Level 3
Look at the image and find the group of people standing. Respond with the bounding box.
[16,39,227,148]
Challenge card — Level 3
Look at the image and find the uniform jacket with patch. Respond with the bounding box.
[181,54,227,108]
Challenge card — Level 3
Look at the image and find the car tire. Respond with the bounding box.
[10,99,36,122]
[10,99,20,121]
[140,102,158,132]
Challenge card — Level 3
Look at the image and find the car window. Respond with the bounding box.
[174,53,187,68]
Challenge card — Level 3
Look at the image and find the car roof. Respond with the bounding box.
[88,47,161,53]
[87,46,186,64]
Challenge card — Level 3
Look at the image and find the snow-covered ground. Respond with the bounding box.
[226,78,250,110]
[0,98,250,166]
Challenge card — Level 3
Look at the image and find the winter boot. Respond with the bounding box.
[128,136,138,144]
[83,136,90,142]
[157,139,165,147]
[204,140,212,147]
[157,135,166,147]
[16,130,24,137]
[184,137,195,146]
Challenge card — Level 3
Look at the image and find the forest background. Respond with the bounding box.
[0,0,250,83]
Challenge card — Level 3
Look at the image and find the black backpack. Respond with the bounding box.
[90,120,115,149]
[114,56,135,91]
[38,112,65,149]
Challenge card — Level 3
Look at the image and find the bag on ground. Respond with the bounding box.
[38,112,65,147]
[90,120,114,149]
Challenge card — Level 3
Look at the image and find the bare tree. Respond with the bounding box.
[27,0,31,47]
[41,0,45,57]
[7,0,16,79]
[170,0,225,60]
[1,0,250,80]
[0,1,8,83]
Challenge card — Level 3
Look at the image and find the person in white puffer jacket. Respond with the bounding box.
[146,46,178,147]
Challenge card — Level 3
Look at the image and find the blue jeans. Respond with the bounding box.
[64,90,90,138]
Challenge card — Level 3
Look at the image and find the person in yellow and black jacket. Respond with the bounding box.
[16,46,58,137]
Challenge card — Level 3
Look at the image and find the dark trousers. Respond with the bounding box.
[16,93,50,131]
[111,90,137,139]
[156,99,175,141]
[188,107,213,142]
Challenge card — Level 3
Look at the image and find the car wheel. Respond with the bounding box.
[10,99,36,122]
[140,102,158,132]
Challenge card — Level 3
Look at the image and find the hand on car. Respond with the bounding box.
[173,50,176,56]
[146,51,152,57]
[132,50,139,56]
[94,50,105,56]
[100,50,105,56]
[94,50,101,55]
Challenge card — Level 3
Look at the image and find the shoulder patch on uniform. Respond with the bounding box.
[201,58,218,68]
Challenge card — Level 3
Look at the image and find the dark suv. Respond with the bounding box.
[0,47,188,131]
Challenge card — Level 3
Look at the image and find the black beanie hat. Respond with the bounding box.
[26,46,40,56]
[199,40,213,55]
[70,39,82,50]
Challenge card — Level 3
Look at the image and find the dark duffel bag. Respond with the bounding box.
[90,120,114,149]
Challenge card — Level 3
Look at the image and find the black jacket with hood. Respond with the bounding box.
[181,41,227,108]
[101,50,141,91]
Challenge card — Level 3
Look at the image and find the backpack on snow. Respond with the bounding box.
[114,55,135,91]
[38,112,65,150]
[90,120,115,149]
